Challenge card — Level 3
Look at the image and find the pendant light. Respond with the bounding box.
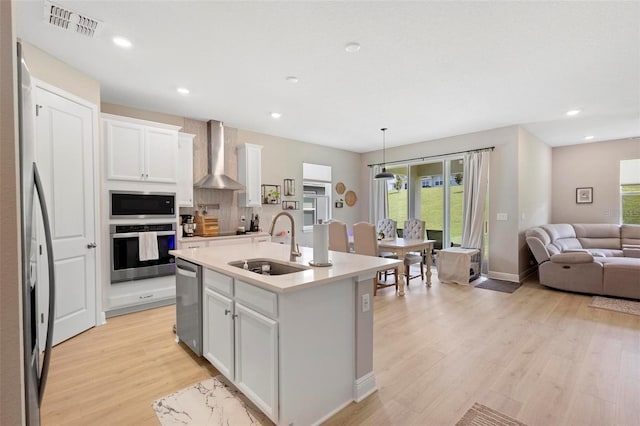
[374,127,394,179]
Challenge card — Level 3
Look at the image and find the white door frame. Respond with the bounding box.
[33,78,105,328]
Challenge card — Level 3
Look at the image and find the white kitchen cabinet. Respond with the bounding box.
[177,133,194,207]
[203,287,234,378]
[237,143,263,207]
[103,113,179,183]
[234,302,278,420]
[202,270,279,422]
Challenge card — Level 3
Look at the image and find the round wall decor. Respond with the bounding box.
[345,190,357,206]
[335,182,346,195]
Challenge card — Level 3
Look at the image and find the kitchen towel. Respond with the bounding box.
[139,232,159,261]
[313,223,329,264]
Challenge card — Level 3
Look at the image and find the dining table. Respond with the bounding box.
[377,238,436,296]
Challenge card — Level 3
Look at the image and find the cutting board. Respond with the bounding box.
[194,213,219,236]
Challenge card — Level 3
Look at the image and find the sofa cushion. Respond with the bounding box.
[542,224,583,252]
[621,224,640,246]
[623,247,640,258]
[586,249,624,257]
[550,252,594,264]
[600,257,640,299]
[573,223,621,250]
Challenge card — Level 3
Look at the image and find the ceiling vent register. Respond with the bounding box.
[43,1,103,38]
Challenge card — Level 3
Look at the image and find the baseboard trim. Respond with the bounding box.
[486,271,520,283]
[106,298,175,318]
[519,265,538,281]
[353,371,377,402]
[311,399,353,426]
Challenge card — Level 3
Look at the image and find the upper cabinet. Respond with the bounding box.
[103,113,180,183]
[177,132,195,207]
[237,143,263,208]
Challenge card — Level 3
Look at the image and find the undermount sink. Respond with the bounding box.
[228,258,310,275]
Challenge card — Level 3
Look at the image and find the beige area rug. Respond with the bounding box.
[456,402,527,426]
[589,296,640,316]
[152,376,272,425]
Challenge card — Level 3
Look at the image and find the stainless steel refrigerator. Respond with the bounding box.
[18,41,56,426]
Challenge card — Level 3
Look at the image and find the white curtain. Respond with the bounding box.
[369,165,388,225]
[461,151,489,249]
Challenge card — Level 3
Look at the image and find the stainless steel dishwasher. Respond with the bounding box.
[175,258,202,356]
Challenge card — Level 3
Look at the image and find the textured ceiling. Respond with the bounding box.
[15,1,640,152]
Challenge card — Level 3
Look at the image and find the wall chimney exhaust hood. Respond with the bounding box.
[194,120,244,190]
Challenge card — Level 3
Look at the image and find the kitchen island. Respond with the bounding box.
[170,242,401,426]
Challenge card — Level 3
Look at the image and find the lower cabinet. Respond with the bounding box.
[203,287,234,378]
[203,269,279,422]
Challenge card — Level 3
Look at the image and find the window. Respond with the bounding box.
[385,165,408,228]
[385,158,465,246]
[621,159,640,224]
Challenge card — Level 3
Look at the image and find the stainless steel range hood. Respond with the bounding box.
[194,120,244,190]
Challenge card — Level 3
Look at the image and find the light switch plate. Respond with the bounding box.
[497,213,508,221]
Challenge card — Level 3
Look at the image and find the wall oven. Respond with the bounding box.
[110,223,176,283]
[110,191,175,219]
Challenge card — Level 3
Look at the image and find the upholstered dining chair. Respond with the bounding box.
[352,222,398,295]
[377,218,397,239]
[328,220,349,253]
[376,218,399,280]
[403,219,426,284]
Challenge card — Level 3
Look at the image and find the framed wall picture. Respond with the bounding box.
[576,187,593,204]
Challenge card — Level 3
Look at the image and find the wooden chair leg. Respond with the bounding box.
[405,265,410,286]
[373,274,378,296]
[420,262,424,280]
[394,268,398,291]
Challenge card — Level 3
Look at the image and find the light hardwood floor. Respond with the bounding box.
[41,272,640,425]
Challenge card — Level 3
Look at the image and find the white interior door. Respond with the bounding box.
[35,86,97,346]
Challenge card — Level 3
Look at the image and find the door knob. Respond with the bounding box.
[87,242,97,249]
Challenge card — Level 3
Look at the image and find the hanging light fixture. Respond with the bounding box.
[374,127,394,179]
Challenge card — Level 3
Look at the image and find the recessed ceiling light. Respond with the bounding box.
[584,135,594,140]
[286,76,299,83]
[566,109,580,116]
[344,42,361,53]
[112,36,132,48]
[177,87,190,95]
[271,112,282,119]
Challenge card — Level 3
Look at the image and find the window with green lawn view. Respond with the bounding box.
[385,158,465,248]
[621,159,640,225]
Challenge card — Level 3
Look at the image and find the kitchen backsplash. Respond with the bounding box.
[180,118,282,233]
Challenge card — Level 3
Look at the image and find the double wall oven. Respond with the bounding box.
[109,191,176,283]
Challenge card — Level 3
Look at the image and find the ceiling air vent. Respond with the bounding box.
[43,1,103,38]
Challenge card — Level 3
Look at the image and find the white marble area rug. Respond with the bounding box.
[152,376,272,425]
[589,296,640,316]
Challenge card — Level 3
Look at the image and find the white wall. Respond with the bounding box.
[552,137,640,223]
[228,127,362,247]
[20,41,100,106]
[517,127,552,276]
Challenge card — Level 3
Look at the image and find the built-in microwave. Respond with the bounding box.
[110,191,175,219]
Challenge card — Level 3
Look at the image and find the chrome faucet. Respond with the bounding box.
[268,211,301,261]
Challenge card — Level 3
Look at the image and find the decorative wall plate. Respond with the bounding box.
[345,190,357,206]
[335,182,346,195]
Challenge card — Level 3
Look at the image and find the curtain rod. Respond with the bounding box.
[367,146,495,168]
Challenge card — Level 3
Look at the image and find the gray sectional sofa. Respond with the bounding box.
[525,224,640,299]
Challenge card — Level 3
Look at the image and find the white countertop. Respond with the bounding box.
[177,232,269,242]
[170,242,401,293]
